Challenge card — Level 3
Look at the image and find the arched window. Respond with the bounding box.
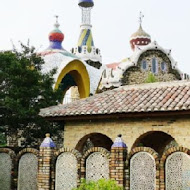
[141,60,147,71]
[152,58,158,74]
[130,152,156,190]
[161,62,167,72]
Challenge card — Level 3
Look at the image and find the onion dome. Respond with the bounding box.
[130,24,151,51]
[78,0,94,8]
[48,17,64,50]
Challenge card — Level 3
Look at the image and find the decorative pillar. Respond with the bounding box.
[38,134,56,190]
[110,134,127,188]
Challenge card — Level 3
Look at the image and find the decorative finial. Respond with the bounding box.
[54,15,60,28]
[111,134,127,148]
[46,133,50,137]
[139,11,144,26]
[40,133,56,148]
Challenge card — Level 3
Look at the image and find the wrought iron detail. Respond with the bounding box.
[55,152,78,190]
[86,152,109,181]
[130,152,156,190]
[166,152,190,189]
[0,153,12,190]
[18,153,38,190]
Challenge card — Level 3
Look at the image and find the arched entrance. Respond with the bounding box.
[54,60,90,99]
[75,133,113,154]
[132,131,177,155]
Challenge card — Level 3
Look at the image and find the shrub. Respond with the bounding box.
[72,179,123,190]
[145,72,157,83]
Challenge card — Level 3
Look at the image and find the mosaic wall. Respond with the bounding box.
[55,152,78,190]
[122,50,180,85]
[18,153,38,190]
[130,152,156,190]
[0,153,12,190]
[166,152,190,190]
[86,152,109,181]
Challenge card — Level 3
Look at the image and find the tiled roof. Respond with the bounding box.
[40,81,190,118]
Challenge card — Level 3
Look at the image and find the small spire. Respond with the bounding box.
[54,15,60,28]
[139,11,144,27]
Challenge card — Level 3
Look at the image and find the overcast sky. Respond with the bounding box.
[0,0,190,74]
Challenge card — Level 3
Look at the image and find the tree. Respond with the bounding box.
[0,44,63,147]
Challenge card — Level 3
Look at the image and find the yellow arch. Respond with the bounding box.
[54,60,90,99]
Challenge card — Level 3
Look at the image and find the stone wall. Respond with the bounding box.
[63,116,190,152]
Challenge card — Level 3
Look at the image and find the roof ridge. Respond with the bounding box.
[120,80,190,91]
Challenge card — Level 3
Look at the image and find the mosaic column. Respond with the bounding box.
[110,135,127,188]
[38,134,56,190]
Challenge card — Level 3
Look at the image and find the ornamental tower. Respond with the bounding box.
[130,12,151,51]
[71,0,102,69]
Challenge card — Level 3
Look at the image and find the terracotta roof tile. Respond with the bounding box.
[40,81,190,118]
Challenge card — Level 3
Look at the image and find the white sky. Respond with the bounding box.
[1,0,190,74]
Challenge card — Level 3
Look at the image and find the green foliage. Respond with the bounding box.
[0,44,63,146]
[72,179,123,190]
[145,72,157,83]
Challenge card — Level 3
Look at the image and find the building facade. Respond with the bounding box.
[1,0,190,189]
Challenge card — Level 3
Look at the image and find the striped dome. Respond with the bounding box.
[49,28,64,42]
[131,25,151,39]
[47,22,64,50]
[130,25,151,51]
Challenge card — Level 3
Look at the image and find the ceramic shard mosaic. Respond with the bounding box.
[55,152,78,190]
[18,153,38,190]
[130,152,156,190]
[166,152,190,190]
[0,153,12,190]
[86,152,109,181]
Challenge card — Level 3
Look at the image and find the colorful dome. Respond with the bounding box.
[49,29,64,42]
[78,0,94,8]
[48,21,64,50]
[130,25,151,51]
